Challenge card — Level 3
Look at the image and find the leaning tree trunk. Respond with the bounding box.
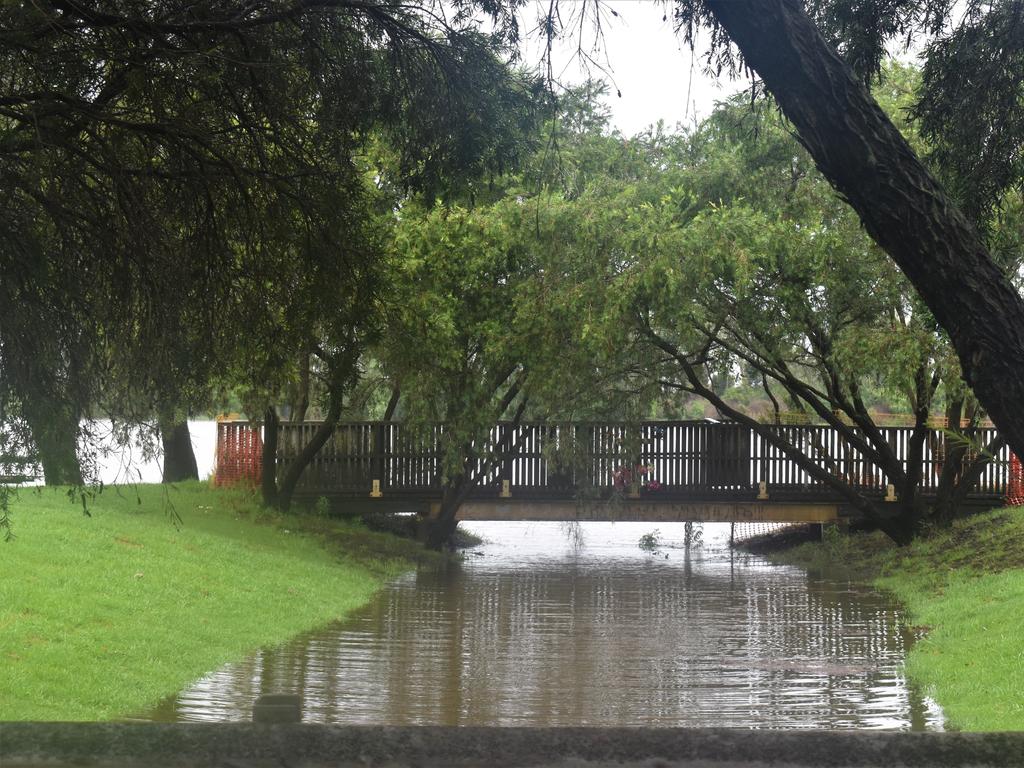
[272,400,341,513]
[424,476,473,550]
[160,418,198,483]
[705,0,1024,462]
[289,352,311,424]
[644,328,914,543]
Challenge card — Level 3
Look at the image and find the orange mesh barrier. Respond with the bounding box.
[213,421,263,487]
[1008,454,1024,507]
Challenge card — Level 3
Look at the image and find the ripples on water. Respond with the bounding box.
[146,522,943,729]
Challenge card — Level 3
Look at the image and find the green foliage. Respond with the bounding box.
[381,63,1007,459]
[638,529,663,552]
[912,1,1024,226]
[537,69,959,424]
[0,482,424,720]
[612,73,1012,538]
[314,496,331,518]
[0,0,542,484]
[381,199,531,479]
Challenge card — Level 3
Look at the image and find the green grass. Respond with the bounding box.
[772,508,1024,731]
[0,482,435,721]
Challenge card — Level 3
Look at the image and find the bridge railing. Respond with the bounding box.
[252,420,1011,501]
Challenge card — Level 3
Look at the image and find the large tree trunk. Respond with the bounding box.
[289,352,310,424]
[705,0,1024,462]
[261,407,280,508]
[424,480,470,550]
[424,517,460,550]
[22,398,82,486]
[423,408,529,550]
[160,418,198,483]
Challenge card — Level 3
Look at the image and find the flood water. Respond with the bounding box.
[145,522,942,729]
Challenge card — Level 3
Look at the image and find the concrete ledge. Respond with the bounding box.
[3,724,1023,767]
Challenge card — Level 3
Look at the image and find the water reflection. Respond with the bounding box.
[146,522,942,729]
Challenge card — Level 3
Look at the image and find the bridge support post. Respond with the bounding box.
[498,424,513,498]
[370,423,387,498]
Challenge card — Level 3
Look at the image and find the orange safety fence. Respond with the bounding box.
[1008,454,1024,507]
[213,421,263,488]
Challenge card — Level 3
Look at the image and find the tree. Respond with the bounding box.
[633,200,1003,544]
[671,0,1024,462]
[375,87,672,547]
[0,1,540,499]
[486,0,1024,461]
[911,1,1024,228]
[379,200,532,547]
[508,80,1011,544]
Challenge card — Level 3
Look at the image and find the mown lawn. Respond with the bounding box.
[0,482,431,721]
[772,507,1024,731]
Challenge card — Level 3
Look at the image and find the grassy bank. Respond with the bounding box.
[771,507,1024,731]
[0,482,435,721]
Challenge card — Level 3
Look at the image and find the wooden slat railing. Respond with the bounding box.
[222,420,1012,502]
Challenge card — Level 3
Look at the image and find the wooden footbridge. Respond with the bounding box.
[218,420,1012,523]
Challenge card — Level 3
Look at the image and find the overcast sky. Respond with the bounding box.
[515,0,746,136]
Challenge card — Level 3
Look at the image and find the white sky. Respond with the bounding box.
[515,0,746,136]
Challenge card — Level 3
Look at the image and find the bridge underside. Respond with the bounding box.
[451,500,841,523]
[306,492,1003,524]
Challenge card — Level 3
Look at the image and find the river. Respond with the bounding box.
[144,522,942,729]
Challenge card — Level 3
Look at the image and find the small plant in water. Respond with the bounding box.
[560,519,586,550]
[638,529,662,553]
[683,521,703,549]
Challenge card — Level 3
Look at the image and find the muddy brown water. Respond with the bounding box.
[144,522,942,729]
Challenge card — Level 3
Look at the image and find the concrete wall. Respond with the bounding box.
[3,723,1022,768]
